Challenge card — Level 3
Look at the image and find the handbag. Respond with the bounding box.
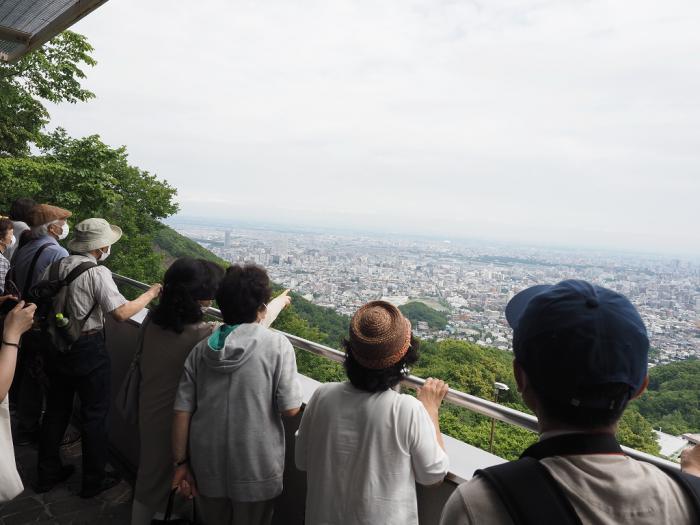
[0,396,24,502]
[150,488,194,524]
[115,314,150,425]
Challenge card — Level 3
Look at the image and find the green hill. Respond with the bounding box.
[154,226,228,266]
[399,301,448,330]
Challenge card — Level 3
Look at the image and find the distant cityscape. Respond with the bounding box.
[172,221,700,365]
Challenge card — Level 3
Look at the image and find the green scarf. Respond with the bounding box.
[207,324,240,351]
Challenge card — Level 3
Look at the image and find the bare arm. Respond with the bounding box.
[0,301,36,400]
[172,410,198,498]
[172,410,191,465]
[282,407,301,417]
[111,284,162,322]
[260,289,292,328]
[417,378,449,451]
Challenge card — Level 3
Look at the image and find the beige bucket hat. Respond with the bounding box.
[67,218,123,253]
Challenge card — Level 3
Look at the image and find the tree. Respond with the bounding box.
[0,31,95,156]
[0,129,178,284]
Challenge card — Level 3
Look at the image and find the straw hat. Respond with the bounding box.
[349,301,412,369]
[27,204,71,227]
[67,218,122,253]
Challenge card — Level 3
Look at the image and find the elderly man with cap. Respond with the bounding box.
[295,300,450,525]
[440,279,699,525]
[35,218,162,498]
[6,203,72,446]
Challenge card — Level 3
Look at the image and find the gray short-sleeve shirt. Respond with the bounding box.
[41,254,127,332]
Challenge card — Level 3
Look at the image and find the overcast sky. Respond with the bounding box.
[48,0,700,257]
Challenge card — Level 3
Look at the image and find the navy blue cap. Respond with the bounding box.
[505,279,649,410]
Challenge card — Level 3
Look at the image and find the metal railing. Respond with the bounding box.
[113,273,680,471]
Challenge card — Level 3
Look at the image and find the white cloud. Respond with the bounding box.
[47,0,700,256]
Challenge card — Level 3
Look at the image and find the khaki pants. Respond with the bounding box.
[196,496,274,525]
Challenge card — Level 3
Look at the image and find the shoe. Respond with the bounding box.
[79,474,121,499]
[33,465,76,493]
[60,426,81,447]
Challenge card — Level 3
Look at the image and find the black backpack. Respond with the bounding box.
[475,433,700,525]
[28,258,98,353]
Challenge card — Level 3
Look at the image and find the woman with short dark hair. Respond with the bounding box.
[172,264,301,525]
[295,301,450,525]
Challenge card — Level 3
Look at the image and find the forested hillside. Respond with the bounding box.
[632,359,700,436]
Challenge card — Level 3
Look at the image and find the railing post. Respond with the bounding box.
[489,382,510,454]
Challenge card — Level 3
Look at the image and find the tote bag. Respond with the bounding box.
[115,315,150,425]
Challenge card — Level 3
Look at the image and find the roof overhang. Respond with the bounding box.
[0,0,108,63]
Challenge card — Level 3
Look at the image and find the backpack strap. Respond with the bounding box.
[63,261,98,285]
[61,261,99,329]
[48,258,62,282]
[475,457,583,525]
[658,465,700,518]
[22,242,52,298]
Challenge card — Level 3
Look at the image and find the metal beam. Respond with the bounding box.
[3,0,109,63]
[0,24,31,44]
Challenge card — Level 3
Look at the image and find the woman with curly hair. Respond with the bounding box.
[295,301,450,525]
[172,263,301,525]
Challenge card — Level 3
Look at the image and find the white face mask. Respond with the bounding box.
[98,246,111,262]
[10,235,15,247]
[57,223,69,240]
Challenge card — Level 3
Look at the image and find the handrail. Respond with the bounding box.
[112,273,681,471]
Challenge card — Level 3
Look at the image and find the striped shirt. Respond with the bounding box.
[40,254,127,332]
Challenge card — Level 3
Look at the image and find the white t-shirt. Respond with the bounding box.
[295,382,449,525]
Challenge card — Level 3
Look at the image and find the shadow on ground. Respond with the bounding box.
[1,439,132,524]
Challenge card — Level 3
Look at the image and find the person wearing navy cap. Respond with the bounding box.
[440,279,699,525]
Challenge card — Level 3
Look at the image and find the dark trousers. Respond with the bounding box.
[10,331,46,436]
[38,332,111,489]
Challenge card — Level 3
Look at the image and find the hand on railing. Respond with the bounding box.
[418,378,449,451]
[147,283,163,300]
[681,445,700,477]
[417,378,449,415]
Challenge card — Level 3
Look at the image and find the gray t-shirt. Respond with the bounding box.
[174,323,302,502]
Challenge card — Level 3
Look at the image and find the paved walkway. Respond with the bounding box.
[0,439,132,524]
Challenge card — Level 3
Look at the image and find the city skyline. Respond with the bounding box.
[167,214,700,262]
[172,220,700,365]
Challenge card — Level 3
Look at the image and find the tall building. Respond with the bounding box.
[224,230,232,249]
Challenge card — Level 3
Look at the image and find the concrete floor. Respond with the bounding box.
[0,439,132,524]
